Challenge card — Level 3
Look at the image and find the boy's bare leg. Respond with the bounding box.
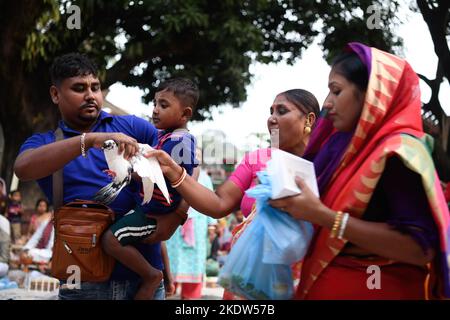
[102,230,163,300]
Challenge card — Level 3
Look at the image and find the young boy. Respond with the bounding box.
[6,190,24,243]
[102,78,198,300]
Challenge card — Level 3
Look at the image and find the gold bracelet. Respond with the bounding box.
[171,167,187,188]
[80,133,87,158]
[330,211,344,238]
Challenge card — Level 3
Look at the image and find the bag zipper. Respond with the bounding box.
[92,234,96,247]
[63,241,72,254]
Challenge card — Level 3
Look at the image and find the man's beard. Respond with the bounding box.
[78,109,100,125]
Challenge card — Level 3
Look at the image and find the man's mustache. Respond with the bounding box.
[80,102,99,109]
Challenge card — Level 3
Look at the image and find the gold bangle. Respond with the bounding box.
[330,211,344,238]
[171,167,187,188]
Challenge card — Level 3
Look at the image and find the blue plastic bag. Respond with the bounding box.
[218,171,313,300]
[218,211,294,299]
[246,171,314,265]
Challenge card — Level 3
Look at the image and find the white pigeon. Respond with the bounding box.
[94,140,170,206]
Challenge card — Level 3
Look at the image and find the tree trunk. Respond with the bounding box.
[0,1,59,189]
[442,115,450,153]
[417,0,450,81]
[416,0,450,159]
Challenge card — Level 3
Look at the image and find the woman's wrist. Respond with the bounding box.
[168,163,184,183]
[314,206,336,228]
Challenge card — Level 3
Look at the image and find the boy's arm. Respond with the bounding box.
[142,199,189,243]
[147,164,199,241]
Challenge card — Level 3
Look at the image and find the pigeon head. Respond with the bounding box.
[102,140,118,150]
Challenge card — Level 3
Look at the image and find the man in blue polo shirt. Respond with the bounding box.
[14,53,187,300]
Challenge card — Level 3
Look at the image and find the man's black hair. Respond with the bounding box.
[50,53,99,86]
[156,78,199,111]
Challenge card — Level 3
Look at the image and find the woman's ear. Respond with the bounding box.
[308,112,317,127]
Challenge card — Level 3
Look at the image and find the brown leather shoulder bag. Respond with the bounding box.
[51,128,115,282]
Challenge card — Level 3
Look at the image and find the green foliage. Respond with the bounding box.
[16,0,402,120]
[6,0,450,184]
[21,0,61,68]
[316,0,403,63]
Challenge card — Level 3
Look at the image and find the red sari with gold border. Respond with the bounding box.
[297,43,450,300]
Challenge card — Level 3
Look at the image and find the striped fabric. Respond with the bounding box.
[114,224,156,242]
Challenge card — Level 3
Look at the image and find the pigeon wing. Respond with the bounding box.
[94,140,132,204]
[132,152,156,205]
[146,156,171,204]
[135,144,171,205]
[141,177,154,205]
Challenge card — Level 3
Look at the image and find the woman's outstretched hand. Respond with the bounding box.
[269,177,330,225]
[144,149,183,183]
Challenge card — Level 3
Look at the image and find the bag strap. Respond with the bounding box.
[53,128,64,211]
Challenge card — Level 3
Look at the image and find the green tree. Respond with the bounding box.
[0,0,427,187]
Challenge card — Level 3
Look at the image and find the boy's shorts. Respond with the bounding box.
[109,207,157,246]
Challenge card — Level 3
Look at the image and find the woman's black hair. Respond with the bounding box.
[280,89,320,118]
[331,51,369,92]
[35,198,49,211]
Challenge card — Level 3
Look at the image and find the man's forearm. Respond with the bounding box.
[14,136,83,181]
[15,131,141,181]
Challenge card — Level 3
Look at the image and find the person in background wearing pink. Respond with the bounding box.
[27,199,52,240]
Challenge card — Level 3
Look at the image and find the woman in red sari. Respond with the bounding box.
[271,42,450,299]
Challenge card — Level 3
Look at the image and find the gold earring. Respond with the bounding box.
[304,118,311,134]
